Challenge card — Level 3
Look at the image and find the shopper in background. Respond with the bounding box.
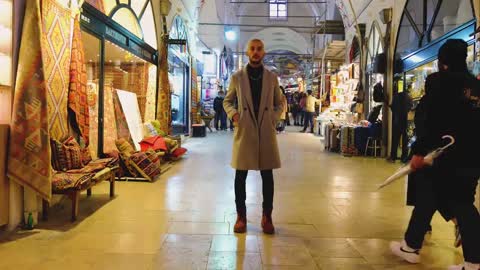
[388,84,413,163]
[299,92,307,126]
[213,90,227,131]
[277,86,288,133]
[224,39,285,235]
[389,39,480,270]
[292,92,301,126]
[301,90,319,133]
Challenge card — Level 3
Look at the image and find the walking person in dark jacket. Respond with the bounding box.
[388,85,413,163]
[213,90,227,130]
[390,39,480,270]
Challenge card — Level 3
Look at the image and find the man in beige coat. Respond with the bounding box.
[224,39,285,234]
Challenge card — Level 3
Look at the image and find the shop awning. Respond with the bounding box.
[315,40,346,70]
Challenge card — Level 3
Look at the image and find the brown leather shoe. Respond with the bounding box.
[261,209,275,234]
[234,212,247,233]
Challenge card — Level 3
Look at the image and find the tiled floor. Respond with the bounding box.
[0,128,466,269]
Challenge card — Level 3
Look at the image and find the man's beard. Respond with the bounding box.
[249,57,263,65]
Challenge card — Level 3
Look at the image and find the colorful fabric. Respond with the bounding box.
[171,147,187,158]
[140,136,168,152]
[42,0,72,141]
[143,122,159,137]
[68,16,90,145]
[103,85,118,153]
[156,42,171,133]
[150,120,166,136]
[52,172,93,192]
[81,147,92,165]
[8,0,51,200]
[115,138,135,158]
[50,139,68,171]
[129,150,161,181]
[112,89,134,146]
[144,65,157,122]
[87,82,99,158]
[64,137,83,170]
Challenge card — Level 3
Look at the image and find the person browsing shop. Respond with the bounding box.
[301,90,319,133]
[223,39,285,235]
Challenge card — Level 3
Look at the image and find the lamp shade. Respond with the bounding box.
[160,0,172,16]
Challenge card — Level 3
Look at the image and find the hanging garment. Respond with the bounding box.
[68,16,89,145]
[42,0,72,141]
[8,0,55,200]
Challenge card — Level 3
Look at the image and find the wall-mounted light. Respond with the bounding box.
[160,0,172,16]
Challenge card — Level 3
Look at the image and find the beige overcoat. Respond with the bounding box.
[223,66,285,170]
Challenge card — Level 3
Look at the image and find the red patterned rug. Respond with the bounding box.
[69,16,90,145]
[8,0,52,200]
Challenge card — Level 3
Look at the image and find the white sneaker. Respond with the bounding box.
[448,263,480,270]
[390,241,420,264]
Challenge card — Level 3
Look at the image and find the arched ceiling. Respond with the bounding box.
[248,28,309,54]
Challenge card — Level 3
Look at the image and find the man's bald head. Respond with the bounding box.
[246,39,266,67]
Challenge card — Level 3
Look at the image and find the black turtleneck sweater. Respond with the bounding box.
[247,64,263,119]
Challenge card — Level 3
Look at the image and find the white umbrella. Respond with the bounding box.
[378,135,455,190]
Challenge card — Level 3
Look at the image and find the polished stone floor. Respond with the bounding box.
[0,128,466,269]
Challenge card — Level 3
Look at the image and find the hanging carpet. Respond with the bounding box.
[42,0,72,141]
[8,0,52,200]
[112,89,134,147]
[68,16,89,145]
[103,85,119,154]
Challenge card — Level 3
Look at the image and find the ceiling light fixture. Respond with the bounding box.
[225,29,237,41]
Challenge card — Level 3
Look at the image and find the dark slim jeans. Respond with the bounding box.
[214,111,227,130]
[391,125,408,160]
[235,170,274,212]
[404,169,480,263]
[303,112,315,132]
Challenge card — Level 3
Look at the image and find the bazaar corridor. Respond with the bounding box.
[0,130,466,270]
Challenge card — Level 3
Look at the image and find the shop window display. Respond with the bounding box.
[102,40,156,152]
[83,32,101,158]
[168,16,191,135]
[169,54,188,130]
[80,0,158,155]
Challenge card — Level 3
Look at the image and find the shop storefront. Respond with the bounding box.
[365,22,385,117]
[168,15,190,135]
[394,0,476,140]
[80,0,158,155]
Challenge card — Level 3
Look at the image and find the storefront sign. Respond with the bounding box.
[106,26,127,46]
[80,12,105,35]
[168,39,187,45]
[130,41,153,62]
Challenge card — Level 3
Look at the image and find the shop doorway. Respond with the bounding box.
[169,53,190,135]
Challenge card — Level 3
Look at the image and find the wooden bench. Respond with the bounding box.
[42,166,119,222]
